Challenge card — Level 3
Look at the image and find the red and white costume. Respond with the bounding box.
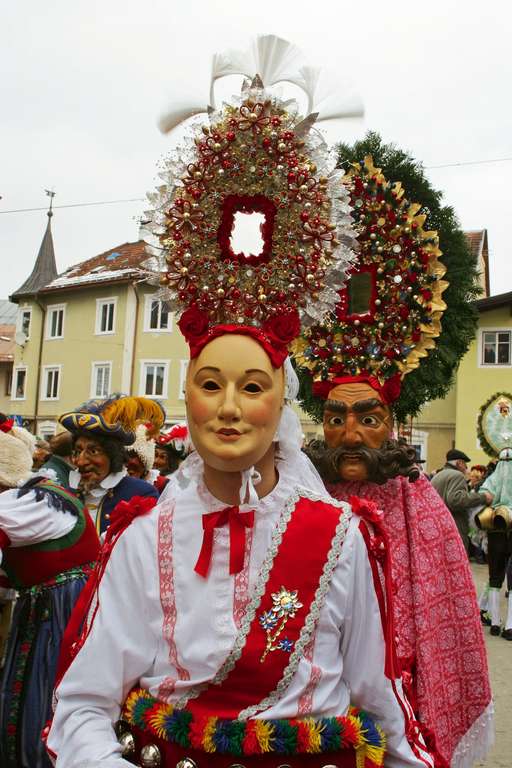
[47,452,433,768]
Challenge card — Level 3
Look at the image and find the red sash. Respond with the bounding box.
[186,495,350,719]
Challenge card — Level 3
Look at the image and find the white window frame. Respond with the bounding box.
[143,294,173,333]
[38,420,57,440]
[90,361,113,398]
[139,359,170,399]
[95,297,117,335]
[179,359,188,400]
[478,327,512,368]
[45,303,66,340]
[12,365,28,401]
[41,365,62,401]
[17,306,32,340]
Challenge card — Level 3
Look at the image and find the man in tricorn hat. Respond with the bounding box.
[59,394,162,534]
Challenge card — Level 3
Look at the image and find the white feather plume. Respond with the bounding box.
[159,34,364,135]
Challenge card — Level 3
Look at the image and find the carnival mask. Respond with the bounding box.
[323,382,393,481]
[186,334,284,473]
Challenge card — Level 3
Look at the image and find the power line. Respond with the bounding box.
[426,156,512,170]
[0,197,144,214]
[0,154,511,215]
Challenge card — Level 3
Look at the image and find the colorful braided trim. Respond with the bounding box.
[122,688,386,767]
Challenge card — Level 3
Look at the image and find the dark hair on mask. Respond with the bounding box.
[72,430,125,473]
[304,437,420,485]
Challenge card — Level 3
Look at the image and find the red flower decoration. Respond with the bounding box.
[264,310,301,346]
[178,306,210,344]
[381,373,402,404]
[0,418,14,434]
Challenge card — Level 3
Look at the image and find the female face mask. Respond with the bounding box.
[186,334,284,474]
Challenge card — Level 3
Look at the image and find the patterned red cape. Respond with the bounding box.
[327,475,492,768]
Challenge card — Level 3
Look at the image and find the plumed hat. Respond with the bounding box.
[126,423,156,473]
[0,416,36,488]
[157,423,191,459]
[59,394,165,446]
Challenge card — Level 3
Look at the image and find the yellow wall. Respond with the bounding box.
[415,383,456,472]
[455,305,512,465]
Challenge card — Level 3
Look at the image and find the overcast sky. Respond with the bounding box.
[2,0,511,300]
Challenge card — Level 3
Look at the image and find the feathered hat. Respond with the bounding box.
[59,394,165,446]
[0,416,36,488]
[292,156,448,411]
[141,35,360,367]
[157,423,191,458]
[125,423,156,473]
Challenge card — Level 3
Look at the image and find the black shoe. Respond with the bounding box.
[501,628,512,641]
[490,625,501,636]
[480,610,491,626]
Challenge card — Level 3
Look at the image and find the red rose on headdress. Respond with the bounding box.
[264,309,301,346]
[178,306,209,343]
[381,374,401,404]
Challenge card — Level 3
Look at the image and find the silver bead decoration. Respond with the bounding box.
[118,731,135,757]
[393,275,403,284]
[392,244,402,254]
[140,743,162,766]
[176,759,198,768]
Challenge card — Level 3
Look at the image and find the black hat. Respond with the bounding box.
[446,448,471,462]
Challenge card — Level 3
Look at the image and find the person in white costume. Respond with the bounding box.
[46,337,433,768]
[48,35,435,768]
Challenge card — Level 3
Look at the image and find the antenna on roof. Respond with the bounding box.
[44,188,56,218]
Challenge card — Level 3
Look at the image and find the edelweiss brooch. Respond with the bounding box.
[259,586,303,662]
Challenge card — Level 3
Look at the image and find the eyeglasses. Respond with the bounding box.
[71,445,106,460]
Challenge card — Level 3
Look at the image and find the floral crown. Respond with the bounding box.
[292,156,448,401]
[142,36,359,367]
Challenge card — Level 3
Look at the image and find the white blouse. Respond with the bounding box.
[0,487,76,565]
[48,457,433,768]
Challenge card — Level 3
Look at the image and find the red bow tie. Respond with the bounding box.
[194,506,255,578]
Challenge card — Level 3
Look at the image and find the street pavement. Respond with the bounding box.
[472,563,511,768]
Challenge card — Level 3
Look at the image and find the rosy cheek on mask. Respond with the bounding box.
[187,389,213,423]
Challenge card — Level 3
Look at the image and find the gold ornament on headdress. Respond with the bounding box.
[292,156,448,386]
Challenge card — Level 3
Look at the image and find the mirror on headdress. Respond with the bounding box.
[218,194,276,265]
[336,265,377,321]
[230,211,266,260]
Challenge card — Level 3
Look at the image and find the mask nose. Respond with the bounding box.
[218,383,241,421]
[342,413,363,448]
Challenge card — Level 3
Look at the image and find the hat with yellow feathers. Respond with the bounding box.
[59,394,165,446]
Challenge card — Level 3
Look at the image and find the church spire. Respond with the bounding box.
[10,190,58,300]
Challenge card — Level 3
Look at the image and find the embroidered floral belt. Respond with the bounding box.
[120,688,385,767]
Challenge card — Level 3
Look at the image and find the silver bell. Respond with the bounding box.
[118,730,135,757]
[140,743,162,767]
[176,759,198,768]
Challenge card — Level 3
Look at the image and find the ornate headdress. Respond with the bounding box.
[292,156,448,406]
[478,392,512,457]
[59,395,165,446]
[142,35,359,367]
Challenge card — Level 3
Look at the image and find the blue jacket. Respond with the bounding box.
[97,476,158,535]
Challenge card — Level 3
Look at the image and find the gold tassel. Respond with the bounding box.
[101,397,165,436]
